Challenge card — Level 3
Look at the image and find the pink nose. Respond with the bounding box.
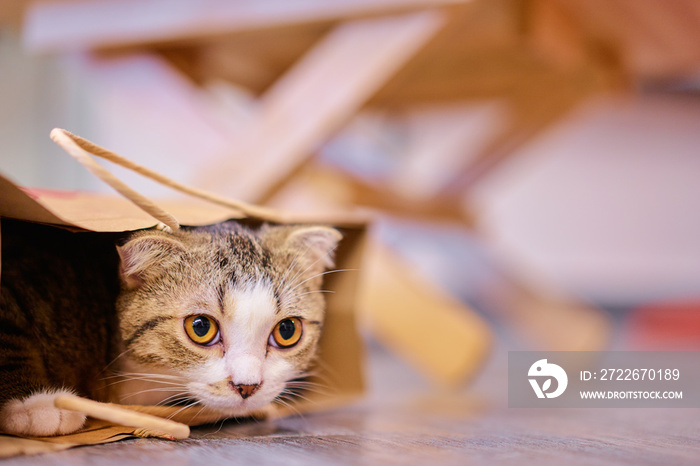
[231,382,261,399]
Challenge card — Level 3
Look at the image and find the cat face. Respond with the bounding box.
[115,222,341,415]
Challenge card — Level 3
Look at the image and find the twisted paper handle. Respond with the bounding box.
[50,128,280,231]
[54,395,190,440]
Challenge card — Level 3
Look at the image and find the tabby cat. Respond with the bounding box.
[0,218,341,437]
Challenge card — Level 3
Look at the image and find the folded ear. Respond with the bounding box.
[284,226,343,270]
[117,232,186,289]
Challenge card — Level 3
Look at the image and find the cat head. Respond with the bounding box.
[115,222,342,415]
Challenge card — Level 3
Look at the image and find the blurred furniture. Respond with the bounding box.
[17,0,700,381]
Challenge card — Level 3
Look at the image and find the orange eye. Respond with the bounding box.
[184,315,220,346]
[270,317,303,348]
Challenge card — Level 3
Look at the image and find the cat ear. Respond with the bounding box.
[117,233,186,289]
[284,226,343,270]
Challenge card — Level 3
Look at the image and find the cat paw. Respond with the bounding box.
[0,390,86,437]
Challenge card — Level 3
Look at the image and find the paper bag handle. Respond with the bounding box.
[54,394,190,439]
[50,128,279,231]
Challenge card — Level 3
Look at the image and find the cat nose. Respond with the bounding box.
[230,382,261,399]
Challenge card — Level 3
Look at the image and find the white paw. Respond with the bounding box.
[0,390,86,437]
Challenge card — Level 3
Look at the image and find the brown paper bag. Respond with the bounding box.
[0,130,368,456]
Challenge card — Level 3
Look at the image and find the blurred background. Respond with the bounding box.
[1,0,700,386]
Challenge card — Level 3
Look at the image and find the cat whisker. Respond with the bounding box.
[115,372,182,379]
[103,348,134,372]
[275,246,306,297]
[284,378,324,386]
[214,249,227,305]
[287,369,329,386]
[166,399,203,421]
[284,371,324,384]
[101,372,184,382]
[120,387,189,397]
[109,371,185,380]
[103,379,185,389]
[155,393,197,407]
[278,389,316,405]
[298,362,336,393]
[276,241,316,297]
[193,404,209,422]
[119,387,191,403]
[199,418,228,438]
[273,395,304,419]
[102,374,187,387]
[283,382,329,397]
[176,259,208,283]
[281,268,355,301]
[102,372,189,393]
[183,404,212,430]
[281,288,334,304]
[279,289,335,308]
[277,241,343,299]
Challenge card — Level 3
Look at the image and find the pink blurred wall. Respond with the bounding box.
[472,95,700,305]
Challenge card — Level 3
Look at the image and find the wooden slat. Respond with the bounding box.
[161,22,332,93]
[435,65,605,195]
[198,11,446,202]
[616,0,700,78]
[559,0,700,80]
[24,0,467,52]
[358,240,492,386]
[371,0,527,105]
[527,0,589,70]
[266,164,475,224]
[371,46,554,105]
[668,0,700,48]
[477,265,612,351]
[0,0,27,30]
[602,0,685,78]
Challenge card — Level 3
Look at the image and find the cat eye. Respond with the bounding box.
[269,317,303,348]
[184,315,220,346]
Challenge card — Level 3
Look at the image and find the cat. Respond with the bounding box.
[0,218,341,437]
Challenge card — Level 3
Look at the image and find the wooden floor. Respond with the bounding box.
[5,342,700,465]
